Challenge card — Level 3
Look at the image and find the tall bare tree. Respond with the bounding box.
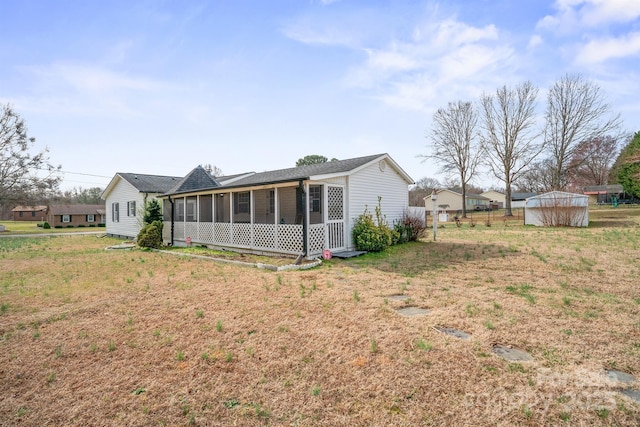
[420,101,482,218]
[544,73,622,190]
[0,104,61,207]
[480,81,542,216]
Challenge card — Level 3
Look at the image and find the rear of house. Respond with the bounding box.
[160,154,413,258]
[11,206,48,221]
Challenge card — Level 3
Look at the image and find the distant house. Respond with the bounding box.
[511,192,537,209]
[102,173,182,239]
[11,205,48,221]
[159,153,413,258]
[429,189,490,213]
[46,204,105,227]
[582,184,624,205]
[525,191,589,227]
[480,190,505,209]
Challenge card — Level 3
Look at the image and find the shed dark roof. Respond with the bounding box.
[166,166,220,195]
[511,192,537,201]
[118,173,182,193]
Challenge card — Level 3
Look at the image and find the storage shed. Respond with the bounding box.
[524,191,589,227]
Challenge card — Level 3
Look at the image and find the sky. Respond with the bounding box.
[1,0,639,192]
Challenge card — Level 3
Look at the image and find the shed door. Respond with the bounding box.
[326,185,345,251]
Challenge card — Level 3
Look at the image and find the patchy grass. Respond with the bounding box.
[1,208,640,425]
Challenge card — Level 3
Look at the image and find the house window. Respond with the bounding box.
[309,185,322,213]
[19,212,23,217]
[127,201,136,216]
[234,192,250,214]
[31,211,36,217]
[112,203,120,222]
[62,215,71,223]
[86,214,95,223]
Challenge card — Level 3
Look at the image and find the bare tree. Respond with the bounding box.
[544,74,623,190]
[420,101,483,218]
[409,177,440,206]
[202,164,223,177]
[566,135,620,190]
[0,104,61,207]
[480,81,542,216]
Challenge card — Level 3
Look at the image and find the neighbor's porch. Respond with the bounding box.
[162,183,346,258]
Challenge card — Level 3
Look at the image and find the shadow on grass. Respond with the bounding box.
[325,240,519,276]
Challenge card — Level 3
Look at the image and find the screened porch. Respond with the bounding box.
[162,184,345,258]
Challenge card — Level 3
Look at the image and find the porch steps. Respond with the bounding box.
[331,250,367,259]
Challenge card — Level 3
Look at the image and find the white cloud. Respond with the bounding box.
[538,0,640,32]
[576,32,640,63]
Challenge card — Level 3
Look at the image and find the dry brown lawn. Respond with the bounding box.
[1,207,640,426]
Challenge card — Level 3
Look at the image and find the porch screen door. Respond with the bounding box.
[326,185,345,251]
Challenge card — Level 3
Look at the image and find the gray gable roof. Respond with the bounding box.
[118,173,182,193]
[166,166,220,195]
[218,154,386,189]
[511,192,537,201]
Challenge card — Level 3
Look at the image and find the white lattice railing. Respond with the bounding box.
[165,221,305,255]
[308,224,325,256]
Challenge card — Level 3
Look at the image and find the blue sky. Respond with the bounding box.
[1,0,639,191]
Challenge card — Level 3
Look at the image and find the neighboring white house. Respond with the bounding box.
[159,153,414,258]
[524,191,589,227]
[102,173,182,238]
[429,189,490,213]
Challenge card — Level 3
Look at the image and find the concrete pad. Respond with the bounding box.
[492,345,534,362]
[606,370,636,384]
[396,307,429,317]
[434,326,470,340]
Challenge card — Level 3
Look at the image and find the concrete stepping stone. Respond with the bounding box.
[434,326,470,340]
[492,344,534,362]
[388,295,410,302]
[621,389,640,403]
[396,306,429,317]
[606,370,636,384]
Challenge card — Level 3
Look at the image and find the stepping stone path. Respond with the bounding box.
[395,306,429,317]
[434,326,470,340]
[606,369,640,403]
[492,344,534,362]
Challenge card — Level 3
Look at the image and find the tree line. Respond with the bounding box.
[419,73,629,217]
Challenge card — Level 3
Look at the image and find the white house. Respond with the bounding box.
[102,173,182,238]
[160,153,413,258]
[524,191,589,227]
[430,189,491,213]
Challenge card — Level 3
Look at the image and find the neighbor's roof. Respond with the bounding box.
[48,204,105,215]
[162,153,413,196]
[102,172,182,199]
[11,205,48,212]
[583,184,624,194]
[512,192,537,201]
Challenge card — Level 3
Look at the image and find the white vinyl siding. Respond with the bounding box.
[103,176,162,238]
[346,161,409,251]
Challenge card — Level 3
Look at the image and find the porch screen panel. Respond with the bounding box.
[199,195,213,222]
[254,189,275,224]
[278,187,297,224]
[163,200,172,221]
[186,197,197,222]
[233,192,251,223]
[215,194,230,223]
[309,185,323,225]
[176,199,185,222]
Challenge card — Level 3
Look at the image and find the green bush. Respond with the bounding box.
[137,220,163,249]
[98,223,105,227]
[43,222,51,229]
[88,224,96,228]
[352,198,392,252]
[54,226,63,229]
[78,224,86,228]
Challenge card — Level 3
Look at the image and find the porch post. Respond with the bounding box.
[299,180,307,257]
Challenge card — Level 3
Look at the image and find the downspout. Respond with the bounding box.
[300,179,307,257]
[168,195,174,247]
